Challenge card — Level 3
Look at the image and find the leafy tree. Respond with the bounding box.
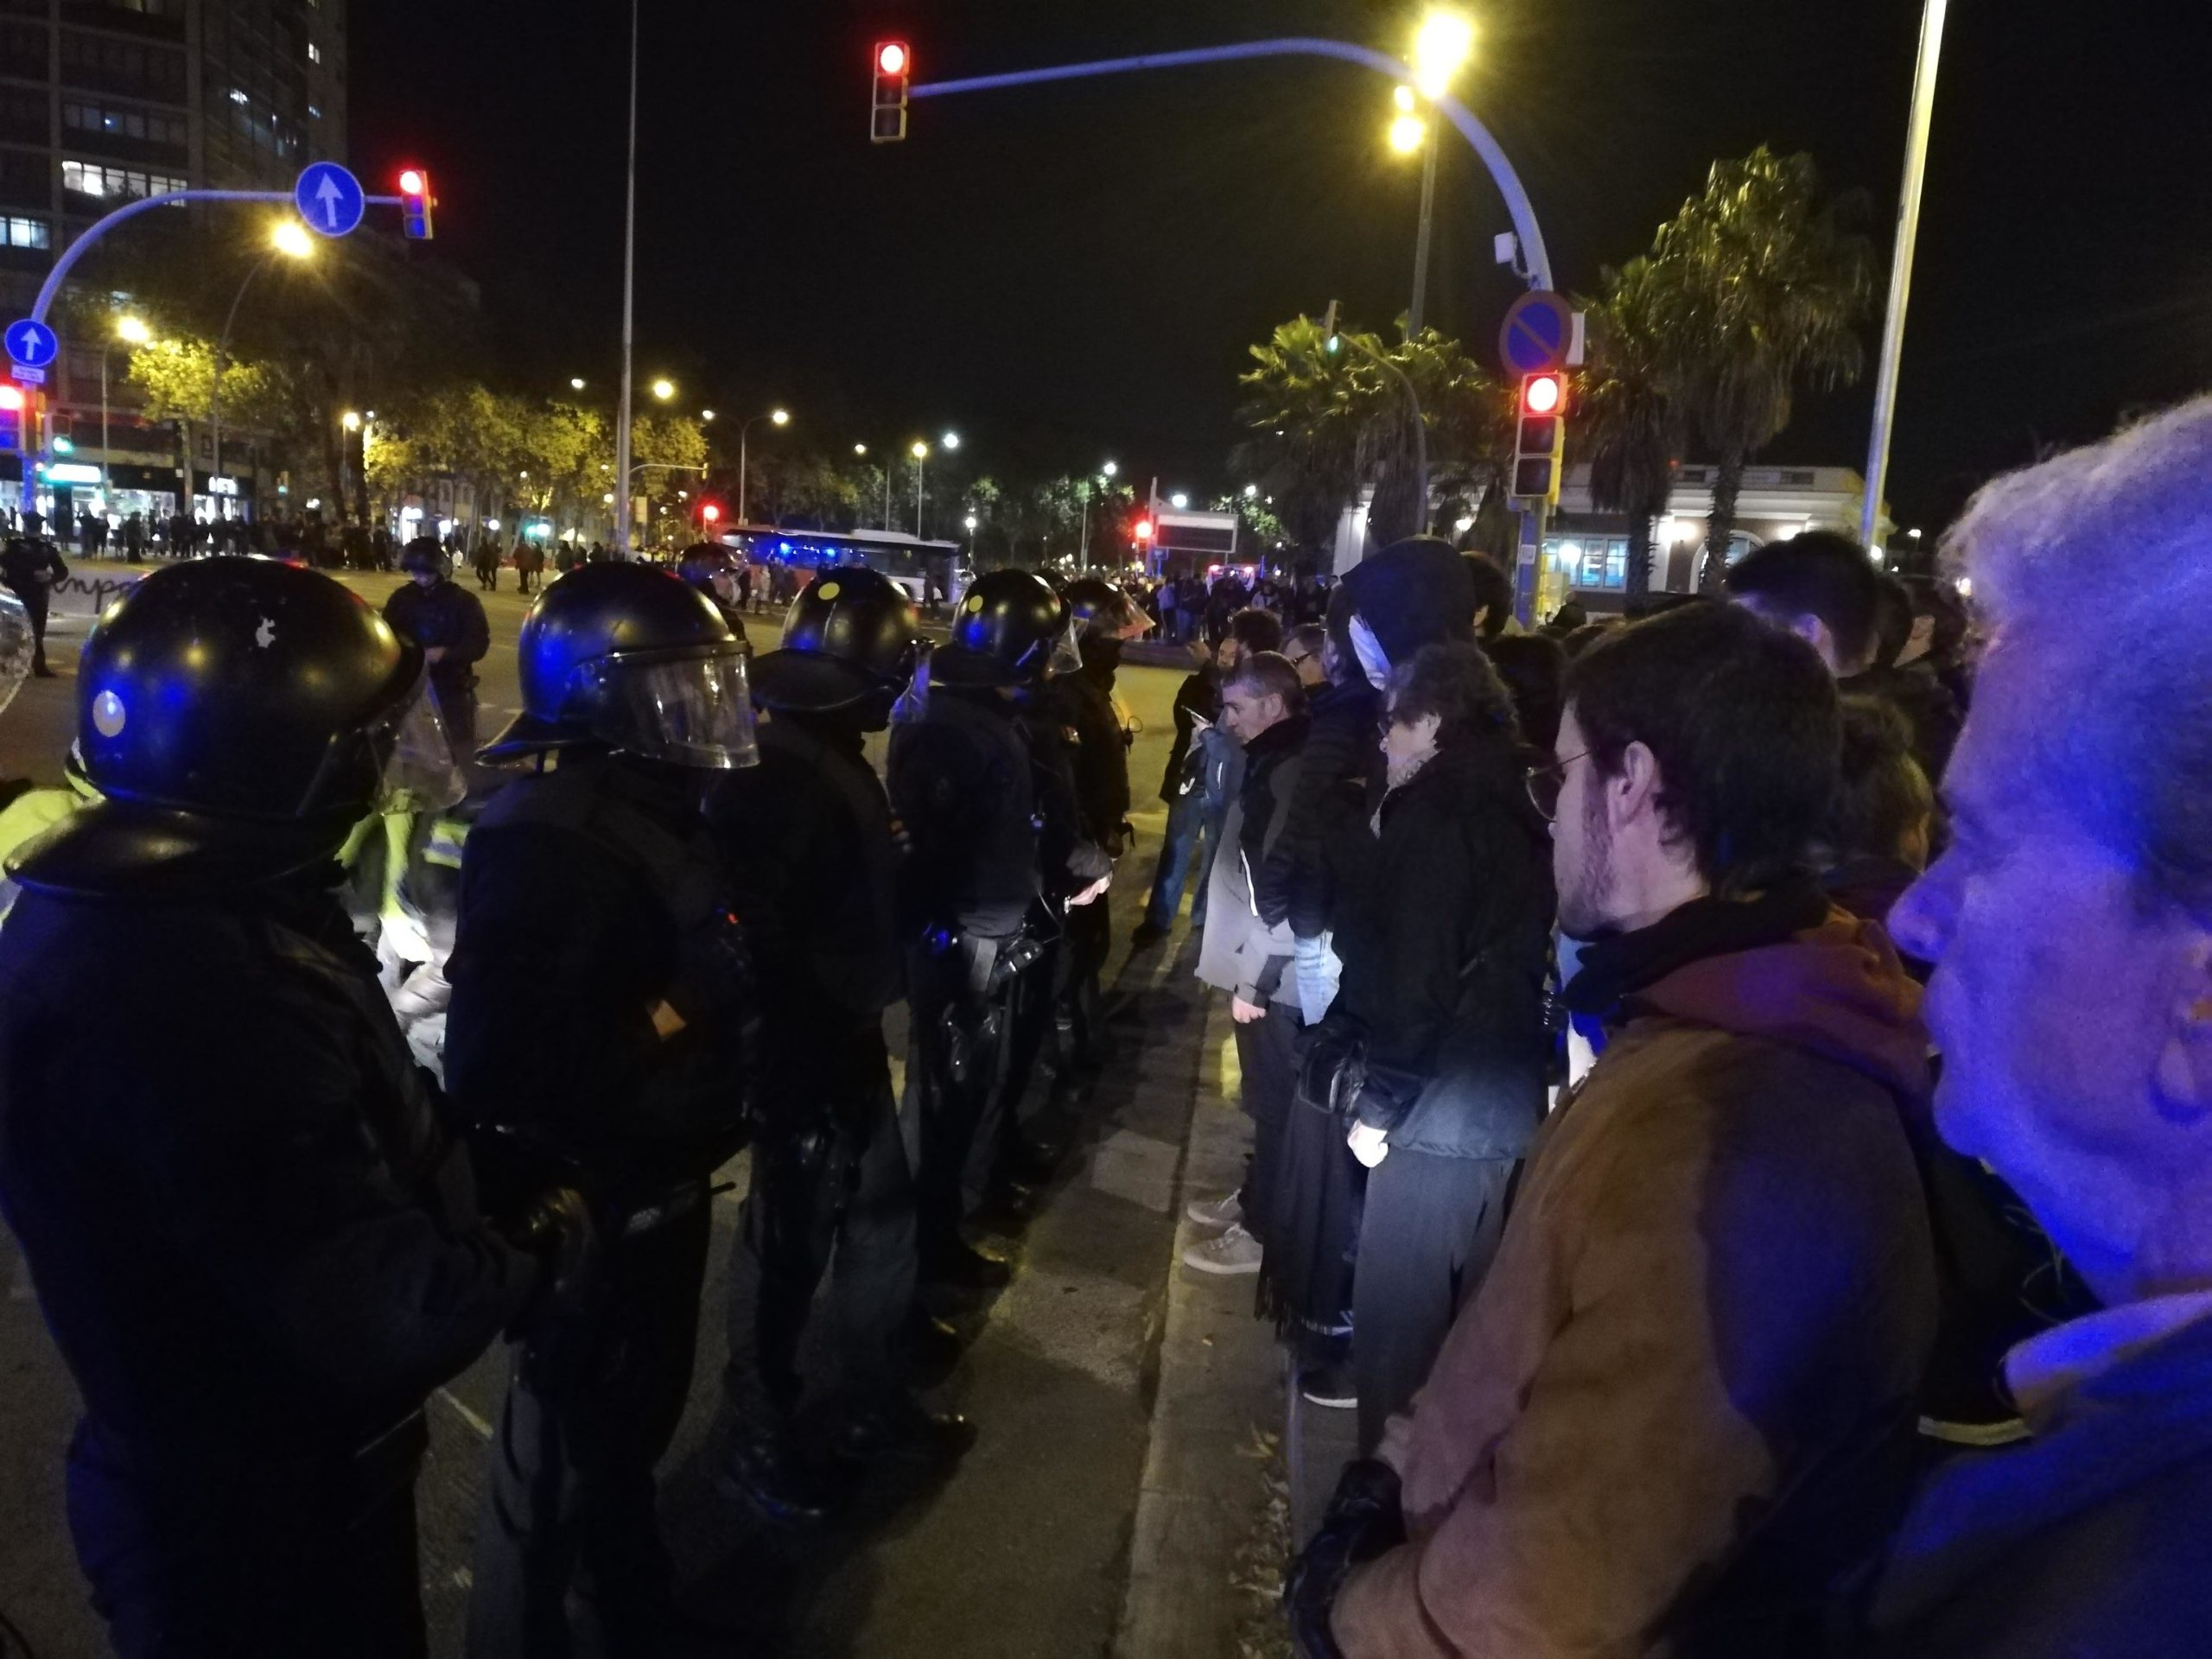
[1580,257,1688,602]
[1646,148,1872,588]
[1234,315,1370,562]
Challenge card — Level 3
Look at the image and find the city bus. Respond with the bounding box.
[722,524,965,610]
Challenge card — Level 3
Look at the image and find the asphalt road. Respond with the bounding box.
[0,566,1218,1658]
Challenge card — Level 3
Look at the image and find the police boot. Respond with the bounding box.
[922,1237,1014,1292]
[715,1430,835,1526]
[830,1394,976,1469]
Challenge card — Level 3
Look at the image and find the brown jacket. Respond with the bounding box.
[1333,910,1939,1657]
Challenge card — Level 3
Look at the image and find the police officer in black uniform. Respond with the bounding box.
[674,542,753,650]
[889,570,1092,1287]
[384,536,493,757]
[1049,577,1144,1065]
[708,567,970,1522]
[0,558,586,1657]
[444,563,758,1655]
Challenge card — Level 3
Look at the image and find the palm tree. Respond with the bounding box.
[1235,315,1370,561]
[1580,257,1686,603]
[1648,148,1872,588]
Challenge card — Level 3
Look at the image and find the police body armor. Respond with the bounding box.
[467,760,758,1187]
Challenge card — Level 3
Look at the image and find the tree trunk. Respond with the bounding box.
[1700,447,1744,593]
[1624,506,1655,607]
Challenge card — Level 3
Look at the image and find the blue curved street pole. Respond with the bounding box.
[910,36,1554,293]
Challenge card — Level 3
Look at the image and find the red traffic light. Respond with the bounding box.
[872,41,911,143]
[1522,372,1563,416]
[877,41,908,76]
[397,167,434,239]
[1133,518,1154,541]
[0,385,22,412]
[701,504,721,524]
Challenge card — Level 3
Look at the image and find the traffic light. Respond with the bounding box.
[872,41,910,143]
[700,503,721,527]
[49,412,72,454]
[397,168,434,239]
[0,384,22,454]
[1133,518,1154,543]
[1511,372,1567,503]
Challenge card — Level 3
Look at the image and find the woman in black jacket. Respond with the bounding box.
[1332,641,1556,1451]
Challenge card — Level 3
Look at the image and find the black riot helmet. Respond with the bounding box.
[931,569,1082,690]
[399,537,452,581]
[1064,575,1144,640]
[7,557,464,896]
[483,561,757,769]
[750,566,920,721]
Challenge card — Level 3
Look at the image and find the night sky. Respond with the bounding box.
[350,0,2212,531]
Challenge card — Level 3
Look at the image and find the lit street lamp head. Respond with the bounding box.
[941,431,961,450]
[1389,113,1428,155]
[854,443,868,456]
[770,408,791,427]
[651,378,676,402]
[570,377,587,391]
[1412,8,1476,99]
[115,315,150,346]
[1103,460,1119,477]
[341,410,362,431]
[270,219,315,259]
[911,441,929,461]
[701,409,716,422]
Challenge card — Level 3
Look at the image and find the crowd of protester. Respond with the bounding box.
[1136,400,2212,1658]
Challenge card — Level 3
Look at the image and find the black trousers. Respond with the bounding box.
[906,937,1007,1264]
[1232,1001,1302,1247]
[66,1418,428,1659]
[1351,1149,1514,1452]
[15,584,50,672]
[725,1026,916,1432]
[1057,894,1112,1064]
[431,678,478,761]
[468,1196,713,1658]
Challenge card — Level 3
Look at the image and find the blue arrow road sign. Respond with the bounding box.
[296,161,365,238]
[6,318,58,370]
[1498,290,1574,378]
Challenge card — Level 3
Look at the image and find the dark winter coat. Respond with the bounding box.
[1195,713,1308,1008]
[0,877,536,1490]
[1262,676,1380,940]
[1331,738,1554,1159]
[1053,652,1132,854]
[1159,663,1220,804]
[1860,1305,2212,1659]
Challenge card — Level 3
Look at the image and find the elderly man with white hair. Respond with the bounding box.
[1864,396,2212,1654]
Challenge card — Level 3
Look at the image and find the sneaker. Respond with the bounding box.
[1182,1222,1262,1276]
[1185,1192,1244,1232]
[1298,1364,1357,1410]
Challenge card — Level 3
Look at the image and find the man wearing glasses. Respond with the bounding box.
[1297,601,1940,1658]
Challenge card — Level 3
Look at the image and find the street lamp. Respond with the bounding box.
[99,315,151,502]
[911,440,931,538]
[1243,483,1259,498]
[1401,10,1474,336]
[1103,460,1119,478]
[570,377,587,391]
[342,410,362,431]
[651,378,675,402]
[1170,493,1189,510]
[1411,8,1475,99]
[700,409,716,422]
[941,430,961,451]
[737,407,791,528]
[210,220,315,503]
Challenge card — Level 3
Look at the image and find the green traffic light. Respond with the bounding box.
[51,435,73,454]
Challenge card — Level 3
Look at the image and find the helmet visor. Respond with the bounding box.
[1045,616,1084,679]
[0,591,31,721]
[581,647,760,770]
[372,680,469,815]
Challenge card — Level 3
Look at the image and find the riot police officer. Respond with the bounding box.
[384,536,492,755]
[675,542,753,650]
[0,558,584,1656]
[1048,577,1144,1067]
[444,562,757,1656]
[707,567,970,1523]
[888,569,1092,1287]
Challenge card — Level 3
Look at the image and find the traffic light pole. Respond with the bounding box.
[908,37,1554,294]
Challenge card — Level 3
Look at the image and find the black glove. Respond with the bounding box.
[1284,1458,1405,1659]
[505,1185,602,1342]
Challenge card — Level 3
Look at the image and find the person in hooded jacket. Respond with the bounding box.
[1328,642,1555,1451]
[0,559,584,1657]
[1294,601,1940,1659]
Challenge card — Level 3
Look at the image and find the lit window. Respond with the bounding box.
[308,104,321,118]
[307,41,321,62]
[230,88,249,105]
[3,215,51,250]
